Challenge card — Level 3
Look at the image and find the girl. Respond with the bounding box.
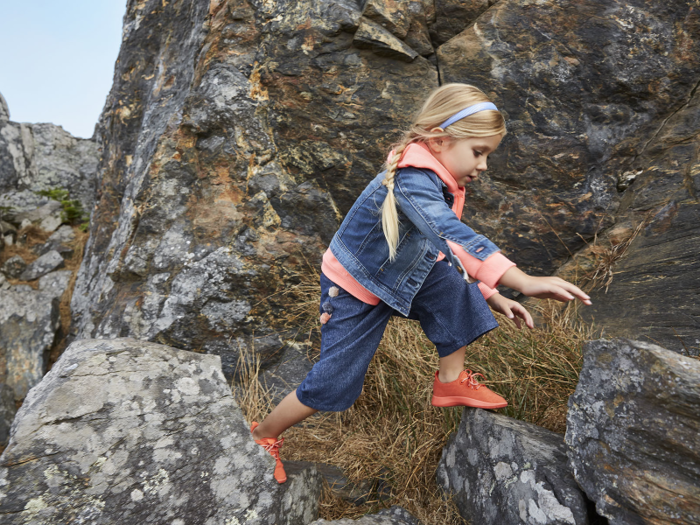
[250,84,591,483]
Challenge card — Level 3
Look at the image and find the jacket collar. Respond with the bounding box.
[395,141,465,214]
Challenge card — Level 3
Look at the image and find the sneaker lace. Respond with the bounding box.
[261,438,284,460]
[460,369,486,390]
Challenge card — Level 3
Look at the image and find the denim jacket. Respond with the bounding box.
[329,166,502,316]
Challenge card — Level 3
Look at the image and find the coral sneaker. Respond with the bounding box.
[251,421,287,483]
[431,370,508,409]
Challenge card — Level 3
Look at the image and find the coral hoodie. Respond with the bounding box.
[321,142,515,304]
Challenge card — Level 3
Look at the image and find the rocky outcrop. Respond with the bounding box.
[0,338,323,524]
[559,74,700,354]
[438,408,591,525]
[566,339,700,524]
[438,0,700,280]
[309,505,421,525]
[0,95,98,218]
[63,0,700,377]
[0,270,72,401]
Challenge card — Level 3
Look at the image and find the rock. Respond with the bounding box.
[566,339,700,524]
[0,92,8,123]
[260,343,315,405]
[311,463,392,506]
[39,213,63,233]
[0,338,322,524]
[363,0,413,39]
[438,408,590,525]
[10,199,63,226]
[0,270,70,400]
[0,383,16,446]
[437,0,700,278]
[0,220,16,236]
[353,16,420,62]
[0,191,52,223]
[309,505,421,524]
[429,0,492,45]
[0,273,8,290]
[18,249,65,281]
[34,224,76,258]
[1,255,26,279]
[564,73,700,354]
[0,118,98,219]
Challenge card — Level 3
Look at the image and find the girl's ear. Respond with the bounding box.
[427,134,448,154]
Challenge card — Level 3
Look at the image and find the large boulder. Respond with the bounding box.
[438,408,591,524]
[0,270,72,401]
[0,338,322,524]
[566,339,700,524]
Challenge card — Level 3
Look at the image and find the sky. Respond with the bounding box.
[0,1,126,139]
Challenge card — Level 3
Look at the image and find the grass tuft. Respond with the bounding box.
[233,263,594,524]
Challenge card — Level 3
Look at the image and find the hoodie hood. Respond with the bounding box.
[391,141,465,215]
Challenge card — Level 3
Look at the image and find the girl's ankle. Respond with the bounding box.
[437,370,462,383]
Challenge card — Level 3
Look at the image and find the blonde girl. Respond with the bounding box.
[250,83,591,483]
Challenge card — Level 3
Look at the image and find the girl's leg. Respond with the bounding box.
[438,345,466,383]
[252,389,317,440]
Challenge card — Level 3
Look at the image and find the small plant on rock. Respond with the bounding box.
[34,187,90,231]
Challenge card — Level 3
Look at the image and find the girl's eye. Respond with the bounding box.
[474,150,483,157]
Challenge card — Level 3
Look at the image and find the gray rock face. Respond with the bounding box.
[438,408,590,525]
[0,117,98,219]
[566,339,700,524]
[0,270,71,400]
[309,505,421,525]
[0,383,16,446]
[0,338,323,524]
[437,0,700,281]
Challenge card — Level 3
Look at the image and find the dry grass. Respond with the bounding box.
[233,264,594,524]
[579,214,651,293]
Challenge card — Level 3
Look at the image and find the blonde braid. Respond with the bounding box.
[381,140,410,261]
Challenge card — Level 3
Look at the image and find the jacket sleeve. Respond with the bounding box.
[394,168,514,287]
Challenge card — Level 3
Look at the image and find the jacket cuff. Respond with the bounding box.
[474,252,516,289]
[478,282,499,300]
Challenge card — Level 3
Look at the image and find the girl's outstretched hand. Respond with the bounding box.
[486,293,534,329]
[499,267,592,305]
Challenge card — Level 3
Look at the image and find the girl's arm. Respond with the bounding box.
[498,266,592,305]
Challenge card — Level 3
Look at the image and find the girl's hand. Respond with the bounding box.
[499,267,592,305]
[486,293,534,329]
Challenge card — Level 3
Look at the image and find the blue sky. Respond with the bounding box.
[0,1,126,138]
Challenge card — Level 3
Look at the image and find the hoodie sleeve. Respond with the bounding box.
[446,240,516,290]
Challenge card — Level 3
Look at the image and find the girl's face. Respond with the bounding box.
[429,134,502,187]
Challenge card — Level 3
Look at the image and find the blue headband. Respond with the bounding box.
[439,102,499,129]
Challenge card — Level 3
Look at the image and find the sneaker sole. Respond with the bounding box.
[431,395,507,409]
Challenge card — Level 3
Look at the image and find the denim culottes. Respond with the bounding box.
[295,260,499,412]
